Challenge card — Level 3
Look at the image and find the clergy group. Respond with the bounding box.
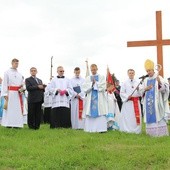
[0,58,169,137]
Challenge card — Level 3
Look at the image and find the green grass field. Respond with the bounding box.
[0,123,170,170]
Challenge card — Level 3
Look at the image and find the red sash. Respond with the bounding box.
[8,86,23,114]
[78,99,83,120]
[130,97,140,125]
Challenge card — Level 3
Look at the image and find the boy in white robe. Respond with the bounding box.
[70,67,85,129]
[1,58,24,128]
[43,82,52,124]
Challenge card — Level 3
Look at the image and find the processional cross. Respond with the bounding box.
[127,11,170,77]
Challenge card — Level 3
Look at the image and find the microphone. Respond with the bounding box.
[139,74,149,79]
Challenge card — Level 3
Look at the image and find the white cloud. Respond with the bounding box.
[0,0,170,84]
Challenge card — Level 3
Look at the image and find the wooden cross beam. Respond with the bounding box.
[127,11,170,77]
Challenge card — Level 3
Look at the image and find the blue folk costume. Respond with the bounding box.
[106,91,120,130]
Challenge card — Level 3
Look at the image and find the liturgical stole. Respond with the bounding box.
[146,79,156,123]
[90,75,99,118]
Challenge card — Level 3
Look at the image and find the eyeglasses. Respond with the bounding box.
[59,70,64,73]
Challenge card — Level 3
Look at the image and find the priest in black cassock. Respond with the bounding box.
[49,66,73,128]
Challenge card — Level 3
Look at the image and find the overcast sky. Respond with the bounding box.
[0,0,170,84]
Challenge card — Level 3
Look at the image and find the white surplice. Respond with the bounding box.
[43,83,52,108]
[82,74,108,132]
[49,77,73,108]
[70,76,85,129]
[1,68,24,128]
[118,79,142,134]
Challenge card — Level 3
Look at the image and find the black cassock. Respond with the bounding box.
[50,107,71,128]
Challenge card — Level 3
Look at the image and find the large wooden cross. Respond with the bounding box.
[127,11,170,77]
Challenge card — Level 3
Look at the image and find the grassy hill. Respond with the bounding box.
[0,124,170,170]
